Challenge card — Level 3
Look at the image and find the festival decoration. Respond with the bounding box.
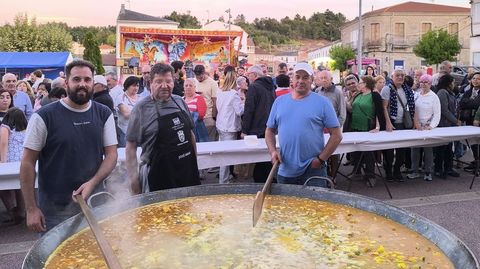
[120,27,242,68]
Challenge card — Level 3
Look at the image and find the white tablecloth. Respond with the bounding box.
[194,126,480,169]
[2,126,480,190]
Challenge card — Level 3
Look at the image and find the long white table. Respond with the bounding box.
[2,126,480,190]
[194,126,480,170]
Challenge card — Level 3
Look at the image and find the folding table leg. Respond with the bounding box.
[346,152,364,192]
[331,153,344,181]
[373,151,393,199]
[331,153,351,184]
[469,145,479,189]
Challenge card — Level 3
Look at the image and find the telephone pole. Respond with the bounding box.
[226,8,232,64]
[357,0,363,75]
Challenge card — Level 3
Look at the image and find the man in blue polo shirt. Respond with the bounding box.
[2,73,33,120]
[265,62,342,187]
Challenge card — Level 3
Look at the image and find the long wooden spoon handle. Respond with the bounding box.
[262,161,279,194]
[75,194,123,269]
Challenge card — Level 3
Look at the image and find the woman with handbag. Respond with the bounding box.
[347,75,385,187]
[407,75,441,181]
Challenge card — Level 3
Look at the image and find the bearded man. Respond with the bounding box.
[20,60,118,233]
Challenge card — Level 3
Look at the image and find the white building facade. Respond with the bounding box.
[472,0,480,66]
[308,41,340,70]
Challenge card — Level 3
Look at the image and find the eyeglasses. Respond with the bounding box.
[419,81,430,84]
[346,83,357,86]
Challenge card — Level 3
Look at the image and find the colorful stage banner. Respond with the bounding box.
[120,27,243,68]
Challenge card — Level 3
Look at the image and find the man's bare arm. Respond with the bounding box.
[265,127,281,163]
[126,141,140,194]
[20,148,40,211]
[319,127,343,161]
[73,145,118,200]
[20,148,46,232]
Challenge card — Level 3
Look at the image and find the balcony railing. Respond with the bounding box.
[365,38,382,49]
[390,36,420,48]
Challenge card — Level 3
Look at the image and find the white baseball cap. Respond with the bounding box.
[94,75,107,86]
[293,62,314,76]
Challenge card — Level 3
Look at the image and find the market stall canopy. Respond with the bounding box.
[0,52,73,68]
[0,52,73,79]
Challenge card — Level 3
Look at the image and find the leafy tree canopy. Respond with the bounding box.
[329,44,356,72]
[236,10,346,49]
[413,29,461,66]
[164,11,202,29]
[0,13,72,52]
[69,26,116,46]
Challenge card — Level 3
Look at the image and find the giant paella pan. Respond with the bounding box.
[23,184,478,269]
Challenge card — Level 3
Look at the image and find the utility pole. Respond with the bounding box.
[226,8,232,65]
[357,0,363,75]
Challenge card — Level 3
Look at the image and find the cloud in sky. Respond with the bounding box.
[0,0,470,27]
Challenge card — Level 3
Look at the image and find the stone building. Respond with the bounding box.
[340,1,471,74]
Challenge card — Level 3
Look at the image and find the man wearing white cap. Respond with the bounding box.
[93,75,114,113]
[265,62,343,187]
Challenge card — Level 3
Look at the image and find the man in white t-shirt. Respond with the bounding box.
[106,71,124,110]
[194,64,219,141]
[20,60,118,233]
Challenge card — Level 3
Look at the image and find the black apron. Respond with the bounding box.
[147,99,200,191]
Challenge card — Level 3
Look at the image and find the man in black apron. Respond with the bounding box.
[125,63,200,194]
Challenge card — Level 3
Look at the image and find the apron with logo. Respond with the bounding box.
[146,100,200,191]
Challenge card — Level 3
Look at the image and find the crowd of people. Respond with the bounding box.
[0,57,479,233]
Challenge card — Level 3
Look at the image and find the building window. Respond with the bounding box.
[371,23,380,41]
[351,30,358,48]
[394,23,405,39]
[421,23,432,35]
[474,52,480,66]
[448,23,459,35]
[475,3,480,24]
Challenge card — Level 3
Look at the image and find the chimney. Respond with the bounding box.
[120,4,125,14]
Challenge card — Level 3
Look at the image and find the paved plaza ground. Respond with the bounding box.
[1,163,480,268]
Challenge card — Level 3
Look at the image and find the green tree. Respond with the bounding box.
[38,23,73,52]
[83,31,104,74]
[164,11,201,28]
[69,26,116,44]
[106,33,116,47]
[329,44,355,72]
[234,14,247,26]
[413,29,461,67]
[0,13,72,52]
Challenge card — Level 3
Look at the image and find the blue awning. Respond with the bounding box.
[0,52,72,68]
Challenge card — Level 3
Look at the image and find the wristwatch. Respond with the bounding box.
[316,156,327,168]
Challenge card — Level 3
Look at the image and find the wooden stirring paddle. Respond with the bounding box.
[252,161,279,227]
[74,194,123,269]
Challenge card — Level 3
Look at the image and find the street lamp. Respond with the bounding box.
[357,0,363,75]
